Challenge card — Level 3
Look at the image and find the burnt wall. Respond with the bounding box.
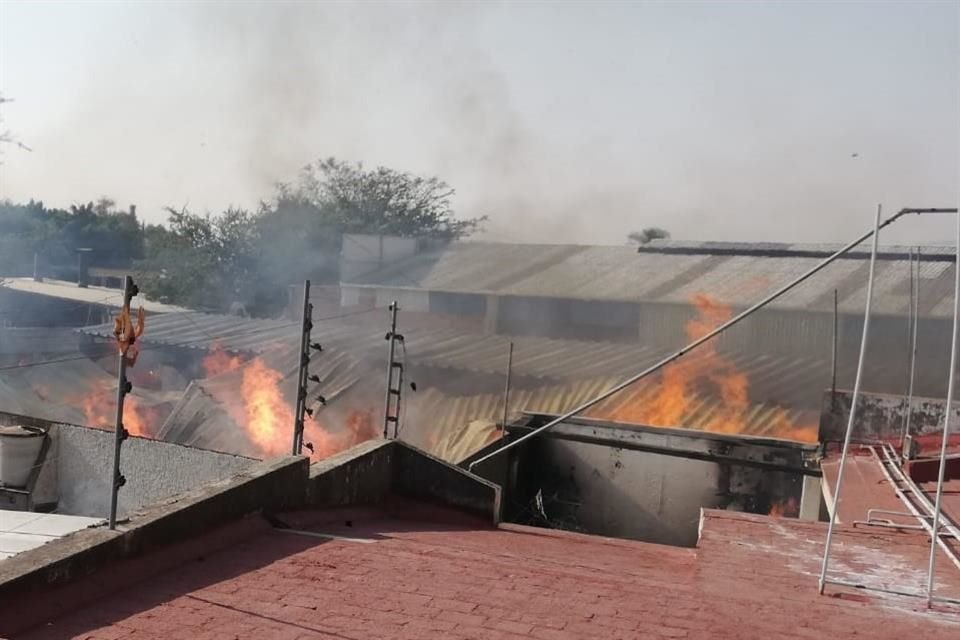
[819,389,959,444]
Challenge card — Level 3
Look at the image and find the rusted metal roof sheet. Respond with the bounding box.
[343,240,956,316]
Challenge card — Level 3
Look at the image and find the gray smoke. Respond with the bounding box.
[0,2,956,245]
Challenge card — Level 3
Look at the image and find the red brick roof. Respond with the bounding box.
[16,505,960,640]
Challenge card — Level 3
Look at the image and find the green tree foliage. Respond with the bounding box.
[138,208,256,311]
[285,158,486,239]
[3,159,482,316]
[0,199,143,277]
[141,159,483,315]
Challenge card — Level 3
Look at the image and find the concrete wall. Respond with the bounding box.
[307,439,501,522]
[0,456,307,638]
[45,424,255,518]
[819,389,959,443]
[522,437,803,547]
[340,234,421,282]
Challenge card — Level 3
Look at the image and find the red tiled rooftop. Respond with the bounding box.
[14,502,960,640]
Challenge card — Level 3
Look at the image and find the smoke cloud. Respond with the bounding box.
[0,1,957,245]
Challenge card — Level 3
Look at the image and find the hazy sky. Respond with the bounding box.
[0,1,957,245]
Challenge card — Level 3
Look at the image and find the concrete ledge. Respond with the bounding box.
[820,389,959,442]
[0,456,307,611]
[394,441,501,523]
[307,438,394,507]
[0,439,501,635]
[306,439,500,523]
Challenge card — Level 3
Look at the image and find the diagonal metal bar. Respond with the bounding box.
[469,206,933,473]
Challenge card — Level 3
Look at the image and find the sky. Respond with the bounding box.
[0,0,957,246]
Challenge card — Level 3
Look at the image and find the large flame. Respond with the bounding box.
[70,385,157,437]
[214,351,376,460]
[237,357,293,457]
[590,294,817,442]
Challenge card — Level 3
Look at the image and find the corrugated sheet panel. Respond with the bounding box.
[79,312,298,354]
[343,241,956,316]
[78,311,841,410]
[156,342,371,455]
[0,359,178,427]
[407,376,820,463]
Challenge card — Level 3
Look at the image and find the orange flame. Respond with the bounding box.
[591,294,817,442]
[768,497,799,518]
[214,351,376,460]
[237,357,293,457]
[202,342,245,377]
[74,386,156,437]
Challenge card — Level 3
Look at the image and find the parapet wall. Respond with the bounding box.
[819,389,958,443]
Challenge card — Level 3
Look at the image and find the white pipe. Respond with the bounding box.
[818,205,883,594]
[925,210,960,606]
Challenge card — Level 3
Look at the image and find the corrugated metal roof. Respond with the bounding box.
[156,340,372,456]
[0,329,81,356]
[0,278,188,314]
[404,376,820,463]
[424,380,817,436]
[79,312,296,354]
[78,310,929,414]
[342,241,956,316]
[0,358,178,427]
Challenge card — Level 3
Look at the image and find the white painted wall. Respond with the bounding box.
[36,424,254,519]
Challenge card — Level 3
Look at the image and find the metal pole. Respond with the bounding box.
[109,275,135,530]
[831,289,839,406]
[292,280,311,456]
[470,206,912,473]
[383,301,399,439]
[501,341,514,433]
[818,204,883,594]
[926,212,960,606]
[901,249,920,452]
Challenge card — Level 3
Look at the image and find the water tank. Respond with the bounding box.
[0,425,45,488]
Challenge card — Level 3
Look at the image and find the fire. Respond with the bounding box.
[591,294,817,442]
[202,342,245,377]
[73,385,156,437]
[218,351,377,460]
[768,497,799,518]
[236,357,293,457]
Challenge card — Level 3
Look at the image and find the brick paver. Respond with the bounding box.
[14,507,960,639]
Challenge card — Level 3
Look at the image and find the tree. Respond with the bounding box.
[0,198,142,277]
[137,207,260,312]
[282,158,486,239]
[628,227,671,245]
[141,158,484,315]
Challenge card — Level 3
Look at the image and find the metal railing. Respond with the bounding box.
[816,207,959,606]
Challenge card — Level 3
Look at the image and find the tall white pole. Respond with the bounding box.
[925,211,960,606]
[818,204,883,594]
